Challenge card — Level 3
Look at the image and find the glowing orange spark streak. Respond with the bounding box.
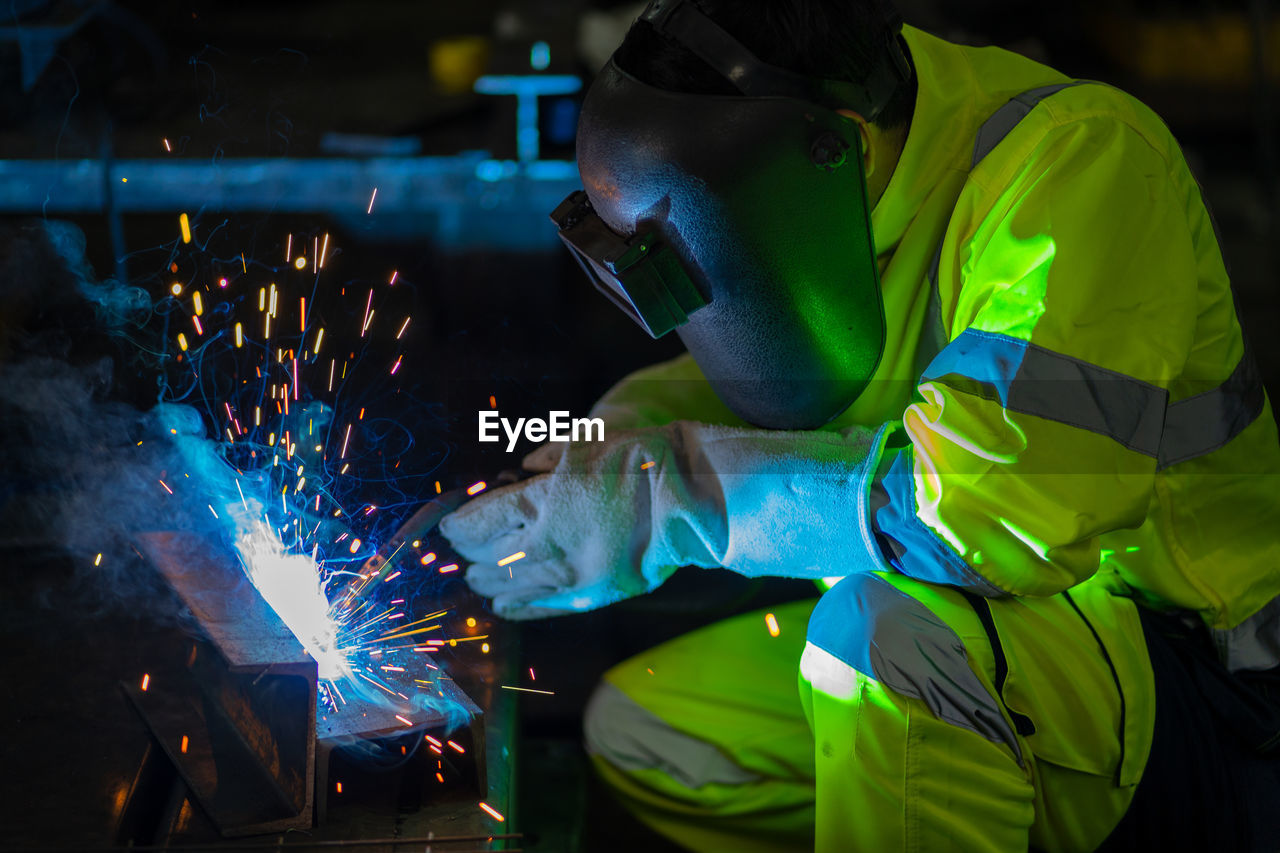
[373,625,443,642]
[478,802,505,821]
[765,612,781,637]
[361,289,374,336]
[356,673,401,697]
[467,481,486,495]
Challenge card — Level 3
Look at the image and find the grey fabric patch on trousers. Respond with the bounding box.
[584,680,762,789]
[806,573,1025,765]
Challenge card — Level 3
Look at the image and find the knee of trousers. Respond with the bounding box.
[584,679,763,790]
[802,572,1027,765]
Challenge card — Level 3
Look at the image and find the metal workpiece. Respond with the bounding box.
[130,531,319,837]
[130,531,488,839]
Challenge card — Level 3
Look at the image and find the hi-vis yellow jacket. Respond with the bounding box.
[593,25,1280,645]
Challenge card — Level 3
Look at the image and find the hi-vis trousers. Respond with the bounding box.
[584,571,1156,852]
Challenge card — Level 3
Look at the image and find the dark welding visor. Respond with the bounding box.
[551,190,709,338]
[552,0,910,429]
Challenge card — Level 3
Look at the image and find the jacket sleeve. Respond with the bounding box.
[588,352,750,430]
[870,116,1200,597]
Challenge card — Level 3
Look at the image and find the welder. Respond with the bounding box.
[438,0,1280,849]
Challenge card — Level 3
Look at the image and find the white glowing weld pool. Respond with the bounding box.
[235,521,350,680]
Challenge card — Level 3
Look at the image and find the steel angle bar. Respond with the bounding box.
[130,531,317,837]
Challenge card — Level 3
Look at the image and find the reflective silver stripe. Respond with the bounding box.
[924,329,1169,458]
[804,574,1025,765]
[970,83,1083,169]
[583,681,761,789]
[1157,347,1266,469]
[914,82,1083,380]
[998,345,1167,457]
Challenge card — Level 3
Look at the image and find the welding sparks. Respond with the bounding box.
[367,187,378,214]
[497,551,525,567]
[179,212,192,244]
[478,802,505,822]
[501,685,556,695]
[467,481,486,496]
[150,222,480,742]
[140,674,150,692]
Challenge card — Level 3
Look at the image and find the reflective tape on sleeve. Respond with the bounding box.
[1158,349,1266,469]
[922,328,1169,458]
[922,328,1266,467]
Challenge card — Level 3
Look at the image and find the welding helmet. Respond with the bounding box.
[551,0,911,429]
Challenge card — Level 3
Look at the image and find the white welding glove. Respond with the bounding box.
[439,419,898,619]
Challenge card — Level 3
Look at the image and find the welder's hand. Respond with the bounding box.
[439,420,896,619]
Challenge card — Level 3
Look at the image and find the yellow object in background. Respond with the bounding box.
[429,36,491,95]
[1093,12,1280,87]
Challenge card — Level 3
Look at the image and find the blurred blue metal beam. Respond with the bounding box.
[0,154,579,251]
